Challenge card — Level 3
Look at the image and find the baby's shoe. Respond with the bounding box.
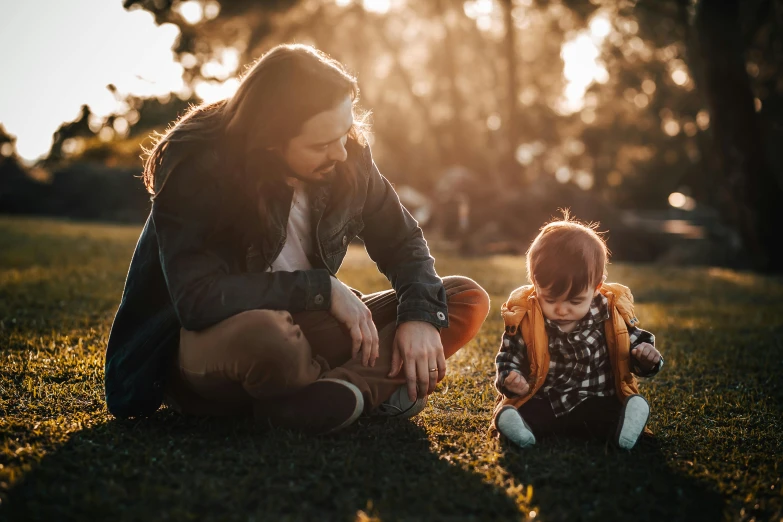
[615,394,650,450]
[496,406,536,448]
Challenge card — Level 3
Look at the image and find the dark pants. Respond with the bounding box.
[164,276,490,418]
[518,396,623,440]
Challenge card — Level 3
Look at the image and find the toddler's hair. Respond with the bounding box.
[526,210,609,299]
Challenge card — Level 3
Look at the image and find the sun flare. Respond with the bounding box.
[558,12,612,115]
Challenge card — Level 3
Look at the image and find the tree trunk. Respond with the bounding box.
[501,0,521,186]
[435,0,468,167]
[373,15,447,166]
[694,0,783,272]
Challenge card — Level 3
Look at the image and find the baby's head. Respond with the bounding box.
[526,212,608,330]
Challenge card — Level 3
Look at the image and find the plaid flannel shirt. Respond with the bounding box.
[494,293,663,417]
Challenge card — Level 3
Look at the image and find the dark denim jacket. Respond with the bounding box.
[104,139,448,418]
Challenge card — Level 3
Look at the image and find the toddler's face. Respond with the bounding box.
[535,284,601,333]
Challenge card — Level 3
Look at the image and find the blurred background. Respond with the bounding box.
[1,0,782,271]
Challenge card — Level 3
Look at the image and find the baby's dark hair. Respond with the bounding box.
[526,210,609,299]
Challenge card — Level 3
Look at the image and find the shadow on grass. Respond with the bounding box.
[499,434,724,522]
[2,411,519,521]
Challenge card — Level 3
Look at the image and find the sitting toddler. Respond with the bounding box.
[491,214,663,450]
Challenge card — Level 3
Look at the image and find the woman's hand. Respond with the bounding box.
[329,276,379,367]
[389,321,445,401]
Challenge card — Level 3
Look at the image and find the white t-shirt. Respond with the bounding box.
[268,178,314,272]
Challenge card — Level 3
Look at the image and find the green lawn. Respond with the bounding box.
[0,216,781,522]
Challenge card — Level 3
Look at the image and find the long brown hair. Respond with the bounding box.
[141,44,369,196]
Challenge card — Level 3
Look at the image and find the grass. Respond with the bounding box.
[0,216,782,522]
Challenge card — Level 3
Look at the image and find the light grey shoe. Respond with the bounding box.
[496,406,536,448]
[615,394,650,450]
[372,385,428,419]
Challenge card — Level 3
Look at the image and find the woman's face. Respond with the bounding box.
[279,95,354,181]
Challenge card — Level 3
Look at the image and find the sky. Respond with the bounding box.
[0,0,185,160]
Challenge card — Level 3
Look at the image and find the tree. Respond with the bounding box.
[112,0,783,267]
[45,105,96,166]
[692,0,783,272]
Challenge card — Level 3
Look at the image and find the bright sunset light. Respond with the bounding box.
[363,0,392,14]
[335,0,392,12]
[174,0,221,25]
[558,12,612,115]
[0,0,403,161]
[175,1,204,24]
[195,78,241,103]
[0,0,186,161]
[668,191,696,210]
[1,0,615,161]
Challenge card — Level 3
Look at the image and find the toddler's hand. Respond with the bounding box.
[632,342,661,372]
[504,371,530,396]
